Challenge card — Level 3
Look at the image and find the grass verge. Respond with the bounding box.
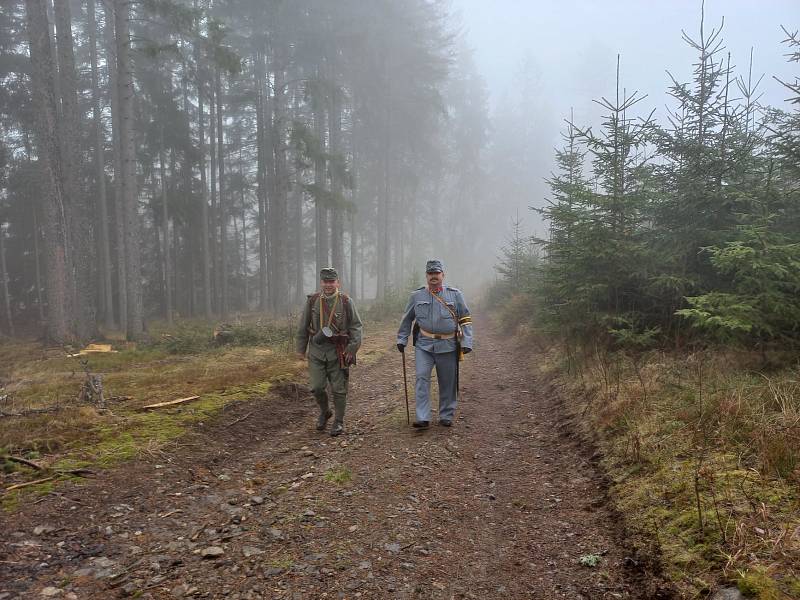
[1,315,396,509]
[532,343,800,599]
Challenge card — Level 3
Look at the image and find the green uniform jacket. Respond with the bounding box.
[296,292,363,361]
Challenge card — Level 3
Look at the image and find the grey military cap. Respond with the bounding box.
[425,259,444,273]
[320,267,339,280]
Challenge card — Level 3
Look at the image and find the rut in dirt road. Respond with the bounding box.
[1,318,665,599]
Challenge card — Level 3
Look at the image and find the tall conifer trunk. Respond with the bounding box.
[330,87,344,280]
[216,67,228,317]
[88,0,114,330]
[0,224,14,336]
[114,0,143,339]
[54,0,95,341]
[255,50,269,311]
[25,0,71,343]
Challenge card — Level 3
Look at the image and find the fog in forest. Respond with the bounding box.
[0,0,797,343]
[453,0,798,254]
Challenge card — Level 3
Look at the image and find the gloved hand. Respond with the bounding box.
[397,343,405,353]
[462,347,472,354]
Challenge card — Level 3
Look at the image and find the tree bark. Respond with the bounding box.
[104,0,126,334]
[159,137,173,324]
[270,52,289,313]
[54,0,95,341]
[330,86,344,281]
[215,67,228,318]
[0,223,14,337]
[197,57,213,318]
[32,203,45,325]
[25,0,72,343]
[254,50,269,311]
[194,4,212,318]
[88,0,114,330]
[114,0,144,339]
[209,79,218,313]
[314,95,328,277]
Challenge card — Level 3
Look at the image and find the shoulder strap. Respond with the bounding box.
[340,293,350,331]
[431,292,459,332]
[307,293,321,332]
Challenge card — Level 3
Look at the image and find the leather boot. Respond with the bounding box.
[316,409,333,431]
[330,421,344,437]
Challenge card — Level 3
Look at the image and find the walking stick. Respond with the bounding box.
[401,351,410,425]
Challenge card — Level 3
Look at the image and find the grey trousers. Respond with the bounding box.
[414,347,458,422]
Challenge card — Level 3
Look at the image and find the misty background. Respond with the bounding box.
[453,0,798,251]
[0,0,797,343]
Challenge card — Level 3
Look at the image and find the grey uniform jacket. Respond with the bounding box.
[397,286,474,354]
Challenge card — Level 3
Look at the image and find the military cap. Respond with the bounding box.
[319,266,339,281]
[425,259,444,273]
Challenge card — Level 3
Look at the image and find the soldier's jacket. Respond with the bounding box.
[296,292,363,361]
[397,286,473,354]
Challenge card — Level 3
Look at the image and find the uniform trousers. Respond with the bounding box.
[308,354,349,422]
[414,346,458,422]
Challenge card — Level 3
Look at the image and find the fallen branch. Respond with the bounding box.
[5,455,44,471]
[5,475,56,492]
[141,395,200,411]
[58,468,94,477]
[227,412,253,427]
[0,406,62,418]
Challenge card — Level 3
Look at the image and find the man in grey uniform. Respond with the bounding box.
[396,260,473,428]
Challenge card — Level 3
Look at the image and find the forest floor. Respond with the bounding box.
[0,316,672,599]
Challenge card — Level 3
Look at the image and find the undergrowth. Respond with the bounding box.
[532,338,800,599]
[0,316,395,509]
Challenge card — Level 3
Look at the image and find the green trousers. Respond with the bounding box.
[308,354,349,422]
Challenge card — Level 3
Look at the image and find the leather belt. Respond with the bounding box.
[419,328,455,340]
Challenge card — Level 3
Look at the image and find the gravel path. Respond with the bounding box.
[0,317,669,599]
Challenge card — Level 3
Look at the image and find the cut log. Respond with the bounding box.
[141,395,200,411]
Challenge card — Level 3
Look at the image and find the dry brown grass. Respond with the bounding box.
[535,343,800,599]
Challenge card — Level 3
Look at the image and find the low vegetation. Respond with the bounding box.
[0,317,302,504]
[0,315,395,509]
[499,306,800,597]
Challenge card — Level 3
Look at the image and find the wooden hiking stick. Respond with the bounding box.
[401,351,410,425]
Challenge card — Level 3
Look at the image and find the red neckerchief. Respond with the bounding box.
[428,285,443,295]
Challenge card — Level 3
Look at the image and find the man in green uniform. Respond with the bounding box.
[296,267,363,436]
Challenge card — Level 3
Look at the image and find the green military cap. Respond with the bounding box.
[425,259,444,273]
[320,266,339,281]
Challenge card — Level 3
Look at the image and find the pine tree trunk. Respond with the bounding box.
[0,224,14,337]
[216,68,228,318]
[159,139,172,324]
[32,203,46,325]
[271,55,289,313]
[114,0,143,340]
[54,0,95,341]
[196,53,212,318]
[209,81,218,313]
[255,51,269,311]
[377,132,391,299]
[240,191,248,310]
[88,0,114,330]
[104,0,126,334]
[25,0,72,343]
[330,88,344,281]
[314,100,328,276]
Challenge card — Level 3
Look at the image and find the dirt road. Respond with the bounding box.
[1,318,668,599]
